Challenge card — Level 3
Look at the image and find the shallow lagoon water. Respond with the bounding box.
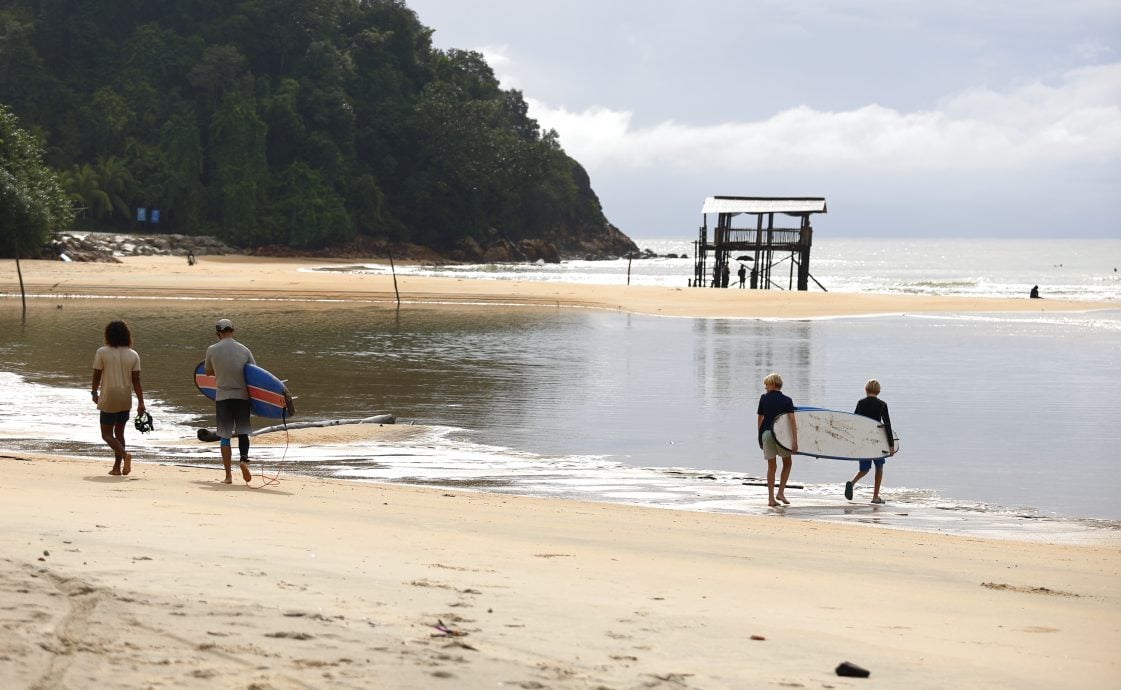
[1,295,1118,544]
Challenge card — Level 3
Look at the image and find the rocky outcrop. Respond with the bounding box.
[45,232,238,262]
[41,220,639,265]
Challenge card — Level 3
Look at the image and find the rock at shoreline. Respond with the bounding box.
[47,232,237,263]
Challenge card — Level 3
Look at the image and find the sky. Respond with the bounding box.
[405,1,1121,239]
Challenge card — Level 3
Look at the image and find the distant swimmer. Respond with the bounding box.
[1029,285,1040,299]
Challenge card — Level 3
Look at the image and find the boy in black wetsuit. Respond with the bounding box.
[845,379,896,504]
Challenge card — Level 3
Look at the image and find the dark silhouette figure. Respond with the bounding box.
[1029,285,1040,299]
[738,264,747,288]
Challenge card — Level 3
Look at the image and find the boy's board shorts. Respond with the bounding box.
[858,458,886,472]
[761,430,791,460]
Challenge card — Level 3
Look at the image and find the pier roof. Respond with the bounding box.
[702,196,827,215]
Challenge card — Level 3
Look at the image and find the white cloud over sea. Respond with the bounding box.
[528,63,1121,176]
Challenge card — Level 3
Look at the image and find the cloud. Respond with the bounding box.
[527,63,1121,176]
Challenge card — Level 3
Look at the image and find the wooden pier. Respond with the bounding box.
[693,196,827,291]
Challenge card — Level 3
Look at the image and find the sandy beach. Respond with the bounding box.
[2,256,1120,689]
[1,448,1118,690]
[4,255,1118,318]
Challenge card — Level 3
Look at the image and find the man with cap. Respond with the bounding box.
[204,318,255,484]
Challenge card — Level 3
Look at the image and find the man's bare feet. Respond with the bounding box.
[768,500,780,507]
[240,461,252,483]
[777,495,790,505]
[122,453,132,475]
[109,468,122,476]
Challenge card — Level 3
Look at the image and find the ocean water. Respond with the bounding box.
[313,237,1121,301]
[2,238,1120,544]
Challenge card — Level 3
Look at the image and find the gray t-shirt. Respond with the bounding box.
[204,337,256,401]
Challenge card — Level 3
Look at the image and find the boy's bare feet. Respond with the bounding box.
[240,461,252,483]
[122,453,132,475]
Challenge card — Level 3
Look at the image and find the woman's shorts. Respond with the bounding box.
[761,430,791,460]
[99,410,129,425]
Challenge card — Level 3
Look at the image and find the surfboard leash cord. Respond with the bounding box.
[249,411,288,490]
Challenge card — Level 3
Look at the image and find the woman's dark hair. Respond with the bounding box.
[104,320,132,347]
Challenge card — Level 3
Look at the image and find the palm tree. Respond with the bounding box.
[94,155,132,219]
[60,163,110,219]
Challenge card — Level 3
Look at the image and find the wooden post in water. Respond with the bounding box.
[387,248,401,307]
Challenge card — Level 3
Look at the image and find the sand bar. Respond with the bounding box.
[4,255,1118,318]
[1,453,1118,689]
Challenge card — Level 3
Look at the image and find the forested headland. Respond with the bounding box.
[0,0,637,261]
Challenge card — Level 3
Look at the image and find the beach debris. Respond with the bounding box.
[981,582,1079,597]
[432,619,466,637]
[265,631,314,640]
[835,661,870,678]
[750,634,766,641]
[742,481,804,489]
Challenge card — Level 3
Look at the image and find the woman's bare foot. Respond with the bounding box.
[222,476,233,484]
[122,453,132,475]
[768,500,780,507]
[777,495,790,505]
[108,468,122,476]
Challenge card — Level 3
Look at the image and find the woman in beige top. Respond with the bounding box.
[91,320,145,475]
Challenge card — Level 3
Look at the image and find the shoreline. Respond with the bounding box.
[1,453,1118,689]
[4,255,1118,318]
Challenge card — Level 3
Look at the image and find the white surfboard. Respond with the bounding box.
[772,408,897,461]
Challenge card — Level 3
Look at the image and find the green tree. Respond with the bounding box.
[61,163,111,219]
[0,104,72,316]
[158,111,204,228]
[263,161,352,249]
[94,155,132,219]
[209,92,268,244]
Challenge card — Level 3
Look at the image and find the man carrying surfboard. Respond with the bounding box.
[757,373,798,507]
[845,379,896,504]
[204,318,254,484]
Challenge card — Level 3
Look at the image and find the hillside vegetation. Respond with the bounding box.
[0,0,636,259]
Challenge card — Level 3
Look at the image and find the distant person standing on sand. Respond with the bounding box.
[1029,285,1040,298]
[757,373,797,507]
[738,264,747,288]
[845,379,895,505]
[205,318,255,485]
[91,320,145,475]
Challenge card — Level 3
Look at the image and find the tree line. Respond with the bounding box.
[1,0,619,256]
